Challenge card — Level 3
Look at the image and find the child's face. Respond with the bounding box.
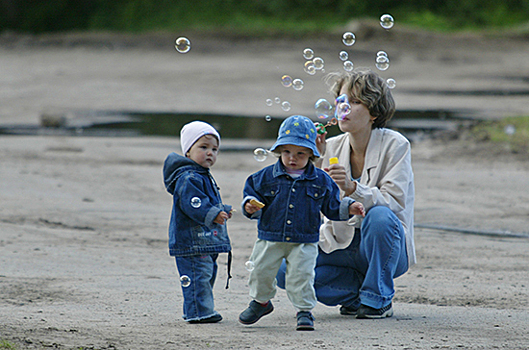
[279,144,312,171]
[186,135,219,168]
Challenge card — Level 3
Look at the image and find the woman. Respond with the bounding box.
[277,68,416,319]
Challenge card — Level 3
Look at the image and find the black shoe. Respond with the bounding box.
[339,305,358,316]
[296,311,315,331]
[239,300,274,325]
[356,303,393,319]
[188,314,223,324]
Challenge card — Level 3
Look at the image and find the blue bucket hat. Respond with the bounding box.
[270,115,320,157]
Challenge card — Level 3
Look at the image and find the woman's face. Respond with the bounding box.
[336,84,376,135]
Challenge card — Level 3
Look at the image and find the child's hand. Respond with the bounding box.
[213,211,229,225]
[244,201,262,215]
[349,201,365,217]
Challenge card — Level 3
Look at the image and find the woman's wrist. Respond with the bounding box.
[344,181,357,197]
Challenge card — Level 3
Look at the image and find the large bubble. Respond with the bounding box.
[315,99,333,119]
[253,148,268,162]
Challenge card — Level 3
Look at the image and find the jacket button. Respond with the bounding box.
[292,188,296,192]
[314,193,319,197]
[286,237,291,241]
[289,204,294,209]
[287,220,292,224]
[271,191,275,195]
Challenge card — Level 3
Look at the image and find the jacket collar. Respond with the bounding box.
[272,159,318,180]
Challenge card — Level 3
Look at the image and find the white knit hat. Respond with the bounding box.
[180,121,221,155]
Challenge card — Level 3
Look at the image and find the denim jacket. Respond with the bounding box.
[163,152,231,257]
[242,160,354,243]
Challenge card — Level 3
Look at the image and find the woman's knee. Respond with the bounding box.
[363,206,398,232]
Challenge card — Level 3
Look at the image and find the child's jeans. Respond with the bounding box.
[277,206,409,310]
[175,254,220,322]
[248,240,318,311]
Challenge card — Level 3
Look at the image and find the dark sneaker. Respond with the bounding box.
[296,311,315,331]
[188,314,223,324]
[239,300,274,325]
[356,303,393,319]
[339,305,358,316]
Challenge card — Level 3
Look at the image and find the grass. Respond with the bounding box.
[0,340,17,350]
[470,116,529,154]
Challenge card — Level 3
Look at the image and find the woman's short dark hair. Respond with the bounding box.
[326,68,396,129]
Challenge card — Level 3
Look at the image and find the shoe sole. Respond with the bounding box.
[238,307,274,325]
[296,325,315,331]
[356,309,393,319]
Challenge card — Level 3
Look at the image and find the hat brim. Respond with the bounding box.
[270,136,320,157]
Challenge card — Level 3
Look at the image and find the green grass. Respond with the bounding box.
[471,116,529,154]
[0,340,17,350]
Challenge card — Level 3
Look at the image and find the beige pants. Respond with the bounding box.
[248,239,318,311]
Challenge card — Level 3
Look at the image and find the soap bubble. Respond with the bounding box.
[335,94,351,120]
[303,48,314,60]
[190,197,202,208]
[180,275,191,287]
[342,32,356,46]
[377,50,388,57]
[274,97,281,104]
[245,261,255,271]
[265,115,272,122]
[343,60,354,72]
[253,148,268,162]
[265,98,273,106]
[315,99,333,119]
[504,124,516,135]
[304,61,316,75]
[174,37,191,53]
[375,55,390,71]
[380,14,394,30]
[313,57,324,70]
[339,51,348,61]
[281,75,293,88]
[386,78,396,89]
[292,78,304,91]
[281,101,291,111]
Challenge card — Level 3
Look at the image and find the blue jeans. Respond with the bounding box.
[175,254,220,321]
[277,206,408,310]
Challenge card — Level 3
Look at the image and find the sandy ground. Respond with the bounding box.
[1,27,529,349]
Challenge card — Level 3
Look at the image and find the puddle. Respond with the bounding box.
[0,109,478,142]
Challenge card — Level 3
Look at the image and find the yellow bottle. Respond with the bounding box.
[329,157,339,165]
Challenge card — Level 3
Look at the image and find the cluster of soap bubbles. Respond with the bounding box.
[302,48,325,76]
[375,51,390,71]
[175,37,191,53]
[281,75,304,91]
[265,97,291,112]
[341,32,355,72]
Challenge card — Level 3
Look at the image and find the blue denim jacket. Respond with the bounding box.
[242,160,354,243]
[163,152,231,257]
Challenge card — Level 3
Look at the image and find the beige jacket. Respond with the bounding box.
[318,128,416,266]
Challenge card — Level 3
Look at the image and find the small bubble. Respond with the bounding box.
[386,78,396,89]
[375,55,390,71]
[380,14,395,30]
[339,51,348,61]
[292,78,304,91]
[265,98,273,106]
[377,50,388,57]
[180,275,191,287]
[313,57,324,70]
[281,101,291,111]
[190,197,202,208]
[315,98,333,119]
[304,61,316,75]
[245,261,255,271]
[342,32,356,46]
[281,75,293,88]
[343,60,354,72]
[274,97,281,104]
[253,148,268,162]
[303,48,314,60]
[504,124,516,135]
[174,37,191,53]
[265,115,272,122]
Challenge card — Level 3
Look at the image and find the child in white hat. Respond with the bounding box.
[163,121,232,323]
[238,115,365,330]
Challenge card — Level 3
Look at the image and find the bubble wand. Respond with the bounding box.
[316,117,338,134]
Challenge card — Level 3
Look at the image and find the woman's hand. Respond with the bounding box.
[325,164,357,196]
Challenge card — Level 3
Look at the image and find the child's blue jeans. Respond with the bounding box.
[175,254,220,322]
[277,206,409,310]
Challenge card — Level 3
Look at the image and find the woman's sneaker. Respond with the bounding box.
[356,303,393,319]
[296,311,315,331]
[239,300,274,325]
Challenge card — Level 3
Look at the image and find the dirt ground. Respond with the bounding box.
[1,26,529,349]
